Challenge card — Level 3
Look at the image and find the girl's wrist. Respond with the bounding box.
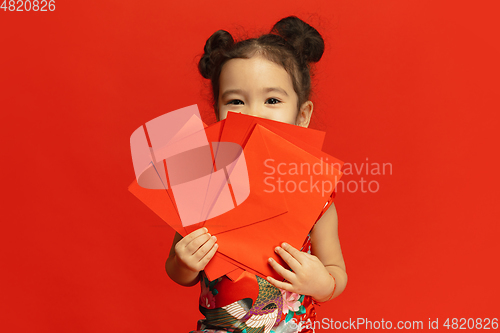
[170,255,201,286]
[312,273,336,304]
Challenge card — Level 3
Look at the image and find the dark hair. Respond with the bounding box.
[198,16,325,121]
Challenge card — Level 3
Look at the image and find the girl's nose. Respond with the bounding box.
[244,106,264,119]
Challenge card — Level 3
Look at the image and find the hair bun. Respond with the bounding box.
[270,16,324,64]
[198,30,235,79]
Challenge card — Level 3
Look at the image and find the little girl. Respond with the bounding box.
[165,16,347,333]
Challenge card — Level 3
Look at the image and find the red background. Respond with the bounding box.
[2,0,499,332]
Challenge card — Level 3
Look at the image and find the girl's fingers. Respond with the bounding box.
[266,276,294,292]
[267,257,295,282]
[274,245,301,271]
[178,227,208,248]
[198,241,218,269]
[186,232,212,254]
[185,227,209,242]
[280,243,306,262]
[194,235,217,261]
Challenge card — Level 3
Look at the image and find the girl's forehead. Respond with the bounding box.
[220,55,294,91]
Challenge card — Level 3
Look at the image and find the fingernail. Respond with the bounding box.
[203,227,208,232]
[207,233,211,237]
[268,258,273,262]
[282,242,288,248]
[212,235,217,241]
[275,247,280,253]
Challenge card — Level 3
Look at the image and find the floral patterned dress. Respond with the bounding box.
[189,196,334,333]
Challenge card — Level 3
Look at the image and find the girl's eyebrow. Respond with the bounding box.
[263,87,289,97]
[221,87,289,100]
[220,89,245,100]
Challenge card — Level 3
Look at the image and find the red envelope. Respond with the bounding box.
[206,124,342,280]
[222,111,344,176]
[221,111,326,152]
[129,106,344,281]
[200,113,343,280]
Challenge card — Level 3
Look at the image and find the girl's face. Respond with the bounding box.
[218,55,313,127]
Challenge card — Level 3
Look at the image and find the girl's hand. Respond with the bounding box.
[174,227,218,273]
[267,242,335,301]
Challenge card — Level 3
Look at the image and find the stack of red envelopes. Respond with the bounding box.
[129,105,343,281]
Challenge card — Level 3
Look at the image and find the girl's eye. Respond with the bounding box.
[227,100,244,105]
[266,98,281,105]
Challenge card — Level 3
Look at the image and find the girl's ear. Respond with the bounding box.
[295,101,314,127]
